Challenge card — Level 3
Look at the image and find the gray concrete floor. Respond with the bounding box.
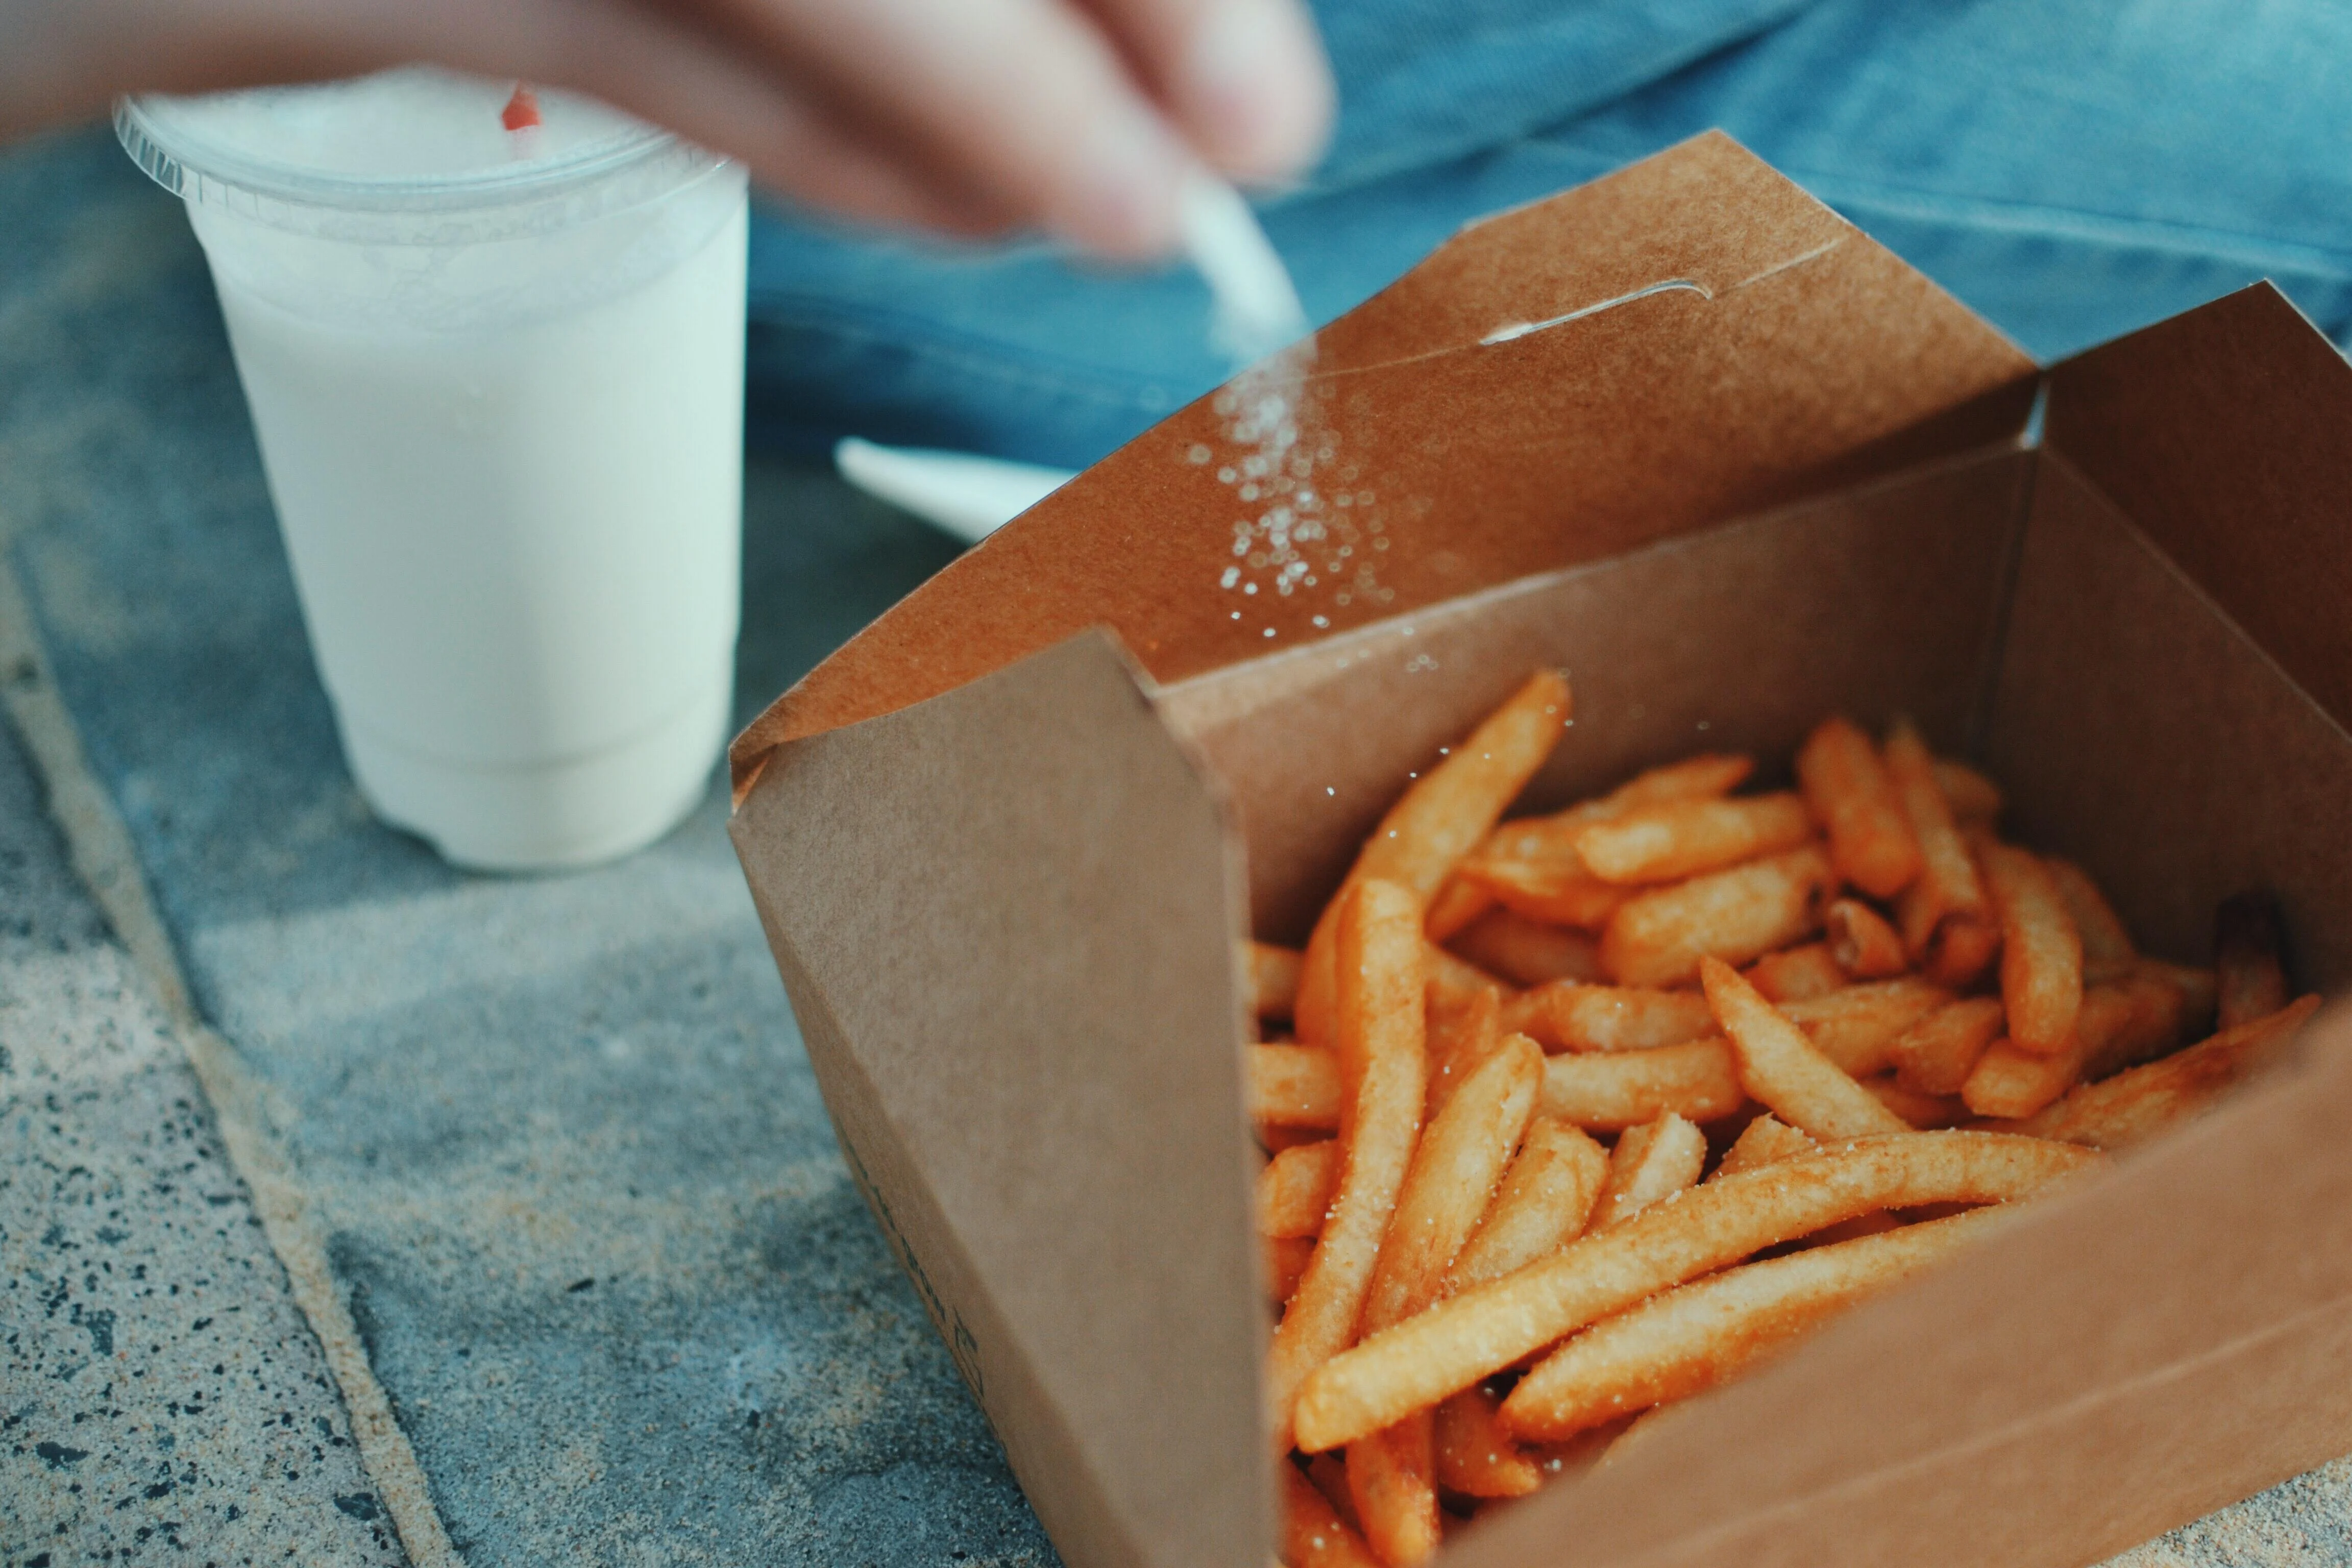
[3,119,2349,1568]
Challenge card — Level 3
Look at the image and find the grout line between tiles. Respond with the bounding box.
[0,548,460,1568]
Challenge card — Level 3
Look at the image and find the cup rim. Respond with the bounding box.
[115,82,687,215]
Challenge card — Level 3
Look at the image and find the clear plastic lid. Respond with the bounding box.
[116,67,723,242]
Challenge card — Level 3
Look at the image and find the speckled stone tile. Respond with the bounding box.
[0,716,404,1565]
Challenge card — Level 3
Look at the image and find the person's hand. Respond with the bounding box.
[7,0,1334,256]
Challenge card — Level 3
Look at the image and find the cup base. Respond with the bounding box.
[341,673,730,872]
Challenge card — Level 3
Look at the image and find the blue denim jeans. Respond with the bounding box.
[745,0,2352,469]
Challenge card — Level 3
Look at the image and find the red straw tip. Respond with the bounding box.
[501,85,542,133]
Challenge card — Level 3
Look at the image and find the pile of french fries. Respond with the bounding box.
[1242,672,2316,1567]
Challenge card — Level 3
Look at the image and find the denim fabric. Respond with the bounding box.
[745,0,2352,467]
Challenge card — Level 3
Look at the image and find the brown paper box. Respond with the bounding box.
[727,133,2352,1568]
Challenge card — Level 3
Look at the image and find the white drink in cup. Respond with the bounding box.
[116,68,747,870]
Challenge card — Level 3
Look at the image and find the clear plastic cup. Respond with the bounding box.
[117,69,748,871]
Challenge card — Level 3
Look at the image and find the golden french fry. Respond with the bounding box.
[1540,1040,1746,1131]
[2012,996,2320,1149]
[1446,1119,1610,1292]
[1290,1132,2101,1452]
[1825,897,1908,979]
[1425,986,1501,1121]
[1503,1207,2006,1441]
[1347,1416,1439,1567]
[1250,1043,1343,1129]
[1601,845,1833,986]
[1962,978,2177,1120]
[1889,996,2007,1097]
[2137,960,2219,1048]
[1861,1075,1966,1129]
[1306,1452,1360,1531]
[1424,876,1498,943]
[1573,794,1816,886]
[1591,1112,1707,1228]
[1259,1140,1343,1238]
[1361,1036,1544,1333]
[1976,835,2083,1056]
[1268,880,1429,1452]
[1492,988,1560,1051]
[1713,1113,1817,1178]
[1921,913,2001,989]
[1295,673,1573,1045]
[1702,959,1910,1139]
[1446,909,1605,988]
[1284,1460,1383,1568]
[1779,977,1954,1078]
[2215,891,2291,1031]
[1463,857,1630,931]
[2042,857,2137,986]
[1744,942,1847,1003]
[1433,1384,1542,1499]
[1930,757,2003,824]
[1797,716,1922,899]
[1267,1235,1316,1304]
[2081,964,2202,1081]
[1881,720,1991,955]
[1425,942,1513,1012]
[1348,1031,1541,1561]
[1251,941,1305,1021]
[1538,984,1719,1053]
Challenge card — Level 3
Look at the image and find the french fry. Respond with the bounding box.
[1492,989,1560,1051]
[1346,1419,1439,1567]
[1284,1460,1384,1568]
[1267,881,1429,1452]
[2043,857,2137,986]
[1744,942,1846,1003]
[1881,720,1991,957]
[1425,943,1513,1012]
[1962,977,2182,1120]
[1591,1112,1708,1228]
[2081,964,2203,1081]
[1779,977,1954,1078]
[1361,1036,1544,1333]
[2137,960,2220,1051]
[2012,996,2320,1149]
[2216,891,2291,1031]
[1713,1113,1817,1178]
[1921,914,2001,990]
[1424,877,1497,943]
[1538,984,1719,1053]
[1889,996,2007,1097]
[1295,673,1573,1045]
[1573,794,1815,886]
[1861,1075,1966,1129]
[1540,1040,1747,1131]
[1446,909,1605,988]
[1260,1140,1343,1237]
[1463,857,1630,932]
[1446,1119,1610,1291]
[1267,1235,1316,1304]
[1305,1452,1361,1532]
[1425,986,1501,1121]
[1797,716,1922,899]
[1601,845,1833,986]
[1930,757,2003,824]
[1349,1033,1541,1564]
[1825,897,1908,979]
[1976,835,2083,1056]
[1251,1044,1344,1130]
[1289,1133,2102,1452]
[1433,1384,1542,1498]
[1702,959,1910,1139]
[1502,1207,2006,1441]
[1252,941,1305,1021]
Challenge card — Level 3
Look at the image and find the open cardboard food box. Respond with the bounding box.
[726,133,2352,1568]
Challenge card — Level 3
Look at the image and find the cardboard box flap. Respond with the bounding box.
[2045,282,2352,735]
[731,131,2036,793]
[727,630,1268,1568]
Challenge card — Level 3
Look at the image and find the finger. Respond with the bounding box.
[689,0,1202,258]
[1079,0,1333,184]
